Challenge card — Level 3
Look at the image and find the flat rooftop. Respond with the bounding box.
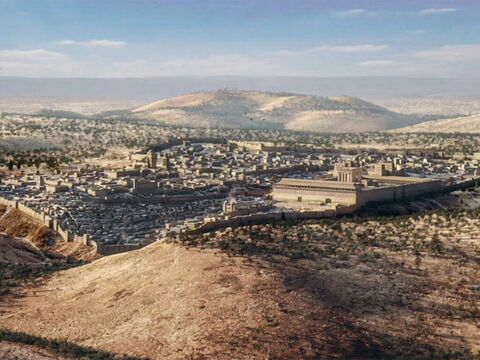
[275,178,360,190]
[363,175,441,184]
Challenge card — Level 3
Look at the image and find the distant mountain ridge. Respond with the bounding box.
[391,113,480,133]
[2,76,480,100]
[132,90,420,132]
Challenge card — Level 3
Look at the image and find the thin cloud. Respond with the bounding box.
[335,9,366,16]
[405,29,425,35]
[304,44,388,54]
[414,44,480,61]
[419,8,459,14]
[304,46,329,53]
[55,40,76,45]
[0,49,65,61]
[360,60,399,66]
[275,44,389,56]
[54,39,127,48]
[330,44,388,52]
[273,50,297,57]
[88,40,127,48]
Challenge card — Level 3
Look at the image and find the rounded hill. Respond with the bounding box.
[132,90,419,132]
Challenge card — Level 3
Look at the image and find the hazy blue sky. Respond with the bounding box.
[0,0,479,77]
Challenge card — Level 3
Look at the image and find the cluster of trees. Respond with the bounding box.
[166,204,480,264]
[0,152,70,172]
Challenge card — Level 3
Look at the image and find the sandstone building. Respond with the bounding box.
[272,163,442,207]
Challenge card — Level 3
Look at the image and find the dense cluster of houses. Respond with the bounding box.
[1,139,479,248]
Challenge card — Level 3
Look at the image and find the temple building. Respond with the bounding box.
[272,162,442,207]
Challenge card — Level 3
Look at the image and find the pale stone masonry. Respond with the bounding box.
[272,164,443,207]
[273,178,361,205]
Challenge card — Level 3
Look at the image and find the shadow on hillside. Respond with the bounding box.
[229,253,477,359]
[266,255,478,360]
[165,227,479,359]
[0,328,149,360]
[0,259,85,302]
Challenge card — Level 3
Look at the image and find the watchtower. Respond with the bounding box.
[147,150,157,169]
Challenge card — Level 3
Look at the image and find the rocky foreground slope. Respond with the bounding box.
[2,243,355,359]
[1,207,479,360]
[0,206,105,359]
[132,90,419,132]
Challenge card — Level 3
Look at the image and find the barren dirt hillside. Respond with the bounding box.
[0,242,361,359]
[1,209,479,360]
[392,113,480,133]
[132,90,419,132]
[0,234,46,264]
[0,206,117,359]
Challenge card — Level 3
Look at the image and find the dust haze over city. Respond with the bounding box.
[1,0,480,359]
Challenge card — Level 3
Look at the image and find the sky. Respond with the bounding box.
[0,0,479,78]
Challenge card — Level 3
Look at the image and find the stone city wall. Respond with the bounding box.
[2,178,475,256]
[446,178,478,192]
[95,243,143,256]
[357,180,443,206]
[0,196,142,256]
[184,205,356,235]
